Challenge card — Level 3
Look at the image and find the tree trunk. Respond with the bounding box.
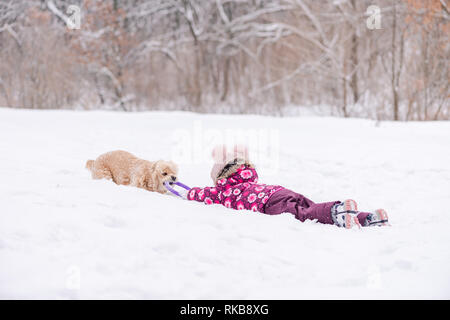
[350,0,359,104]
[221,58,230,102]
[391,2,399,121]
[342,76,348,117]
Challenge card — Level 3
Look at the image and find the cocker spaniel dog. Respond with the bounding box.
[86,150,178,194]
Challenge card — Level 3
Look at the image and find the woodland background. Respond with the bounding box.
[0,0,448,120]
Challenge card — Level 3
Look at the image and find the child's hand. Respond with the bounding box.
[178,189,188,200]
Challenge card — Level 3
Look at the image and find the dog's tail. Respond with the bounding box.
[85,159,94,171]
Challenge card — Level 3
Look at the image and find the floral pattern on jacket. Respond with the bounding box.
[187,164,283,213]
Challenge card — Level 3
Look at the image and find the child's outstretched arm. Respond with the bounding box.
[186,186,220,205]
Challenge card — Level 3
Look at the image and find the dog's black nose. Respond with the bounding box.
[171,176,176,181]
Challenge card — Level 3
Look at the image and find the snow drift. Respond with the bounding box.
[0,108,449,299]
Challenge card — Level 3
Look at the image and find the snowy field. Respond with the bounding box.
[0,107,449,299]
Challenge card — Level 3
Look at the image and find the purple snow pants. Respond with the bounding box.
[264,189,370,226]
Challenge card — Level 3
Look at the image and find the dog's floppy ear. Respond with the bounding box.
[212,145,227,164]
[233,144,249,161]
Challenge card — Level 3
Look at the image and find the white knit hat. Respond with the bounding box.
[210,144,251,184]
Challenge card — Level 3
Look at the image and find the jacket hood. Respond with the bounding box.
[215,162,258,188]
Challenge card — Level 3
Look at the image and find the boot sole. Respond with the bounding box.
[344,199,358,214]
[369,208,390,226]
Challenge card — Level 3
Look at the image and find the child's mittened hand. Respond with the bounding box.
[178,188,188,200]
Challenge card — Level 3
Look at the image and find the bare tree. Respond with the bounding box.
[0,0,447,120]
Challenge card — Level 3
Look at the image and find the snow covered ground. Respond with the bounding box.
[0,107,449,299]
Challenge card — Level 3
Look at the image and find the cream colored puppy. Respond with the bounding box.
[86,150,178,194]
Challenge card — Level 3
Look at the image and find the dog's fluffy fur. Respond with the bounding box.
[86,150,178,194]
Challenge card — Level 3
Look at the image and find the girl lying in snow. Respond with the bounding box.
[184,145,389,229]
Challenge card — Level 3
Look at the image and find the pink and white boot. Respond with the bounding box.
[331,199,361,229]
[364,208,390,227]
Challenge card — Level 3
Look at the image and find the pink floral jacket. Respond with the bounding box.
[187,164,283,213]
